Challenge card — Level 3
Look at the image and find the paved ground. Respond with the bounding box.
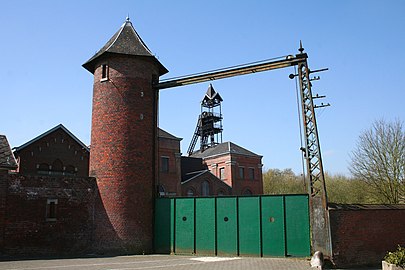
[0,255,381,270]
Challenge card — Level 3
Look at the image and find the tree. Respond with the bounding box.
[263,168,305,194]
[325,173,375,204]
[349,119,405,204]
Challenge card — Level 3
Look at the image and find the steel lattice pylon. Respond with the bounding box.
[297,59,328,201]
[296,51,331,257]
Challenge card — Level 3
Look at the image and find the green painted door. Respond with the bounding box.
[261,196,286,257]
[154,195,310,258]
[238,197,261,256]
[285,195,310,257]
[154,198,174,254]
[195,198,216,255]
[216,197,238,256]
[175,198,195,254]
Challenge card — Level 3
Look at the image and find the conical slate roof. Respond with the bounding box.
[83,17,168,75]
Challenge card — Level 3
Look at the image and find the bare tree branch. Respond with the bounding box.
[349,119,405,204]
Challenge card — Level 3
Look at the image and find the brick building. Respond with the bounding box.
[12,124,90,177]
[157,128,182,196]
[189,141,263,195]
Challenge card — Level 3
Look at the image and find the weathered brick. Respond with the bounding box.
[1,174,96,256]
[90,55,161,254]
[329,205,405,267]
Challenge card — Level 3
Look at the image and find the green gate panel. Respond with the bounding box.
[175,198,195,255]
[261,196,286,257]
[216,197,238,256]
[285,195,310,257]
[195,198,216,255]
[238,197,261,256]
[154,198,174,254]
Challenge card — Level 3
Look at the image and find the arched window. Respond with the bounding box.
[37,163,50,175]
[201,180,210,196]
[51,159,63,175]
[65,165,76,175]
[243,189,252,196]
[187,188,195,197]
[158,185,166,197]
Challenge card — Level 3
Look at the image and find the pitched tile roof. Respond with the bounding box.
[0,135,18,170]
[158,128,182,141]
[13,124,89,153]
[190,141,262,159]
[83,17,168,75]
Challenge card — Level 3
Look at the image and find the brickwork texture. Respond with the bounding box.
[89,55,161,254]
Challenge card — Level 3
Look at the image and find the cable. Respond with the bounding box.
[294,65,307,192]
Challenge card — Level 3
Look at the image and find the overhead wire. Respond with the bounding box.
[293,65,307,192]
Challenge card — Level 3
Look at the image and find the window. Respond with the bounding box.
[51,159,64,175]
[187,188,195,197]
[37,163,50,175]
[243,189,252,196]
[219,167,225,180]
[158,185,166,197]
[101,64,109,81]
[239,167,245,179]
[65,165,76,175]
[46,199,58,221]
[161,157,169,173]
[201,180,210,196]
[248,168,255,180]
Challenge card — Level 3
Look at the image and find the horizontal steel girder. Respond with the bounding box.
[154,54,307,90]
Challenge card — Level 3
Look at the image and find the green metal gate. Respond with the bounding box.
[154,194,310,257]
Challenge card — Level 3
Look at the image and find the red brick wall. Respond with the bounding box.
[14,130,89,177]
[89,55,160,254]
[203,154,263,195]
[158,137,181,195]
[329,205,405,267]
[1,174,96,256]
[231,155,263,195]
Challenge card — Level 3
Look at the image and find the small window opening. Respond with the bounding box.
[219,167,225,180]
[201,180,210,196]
[161,157,169,173]
[248,168,255,180]
[46,199,58,221]
[101,64,108,81]
[239,167,245,179]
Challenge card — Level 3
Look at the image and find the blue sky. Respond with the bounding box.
[1,1,404,176]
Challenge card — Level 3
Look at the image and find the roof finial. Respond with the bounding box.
[299,40,305,54]
[126,14,130,22]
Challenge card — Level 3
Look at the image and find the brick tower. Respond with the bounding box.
[83,18,168,254]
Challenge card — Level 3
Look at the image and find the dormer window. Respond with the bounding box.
[101,64,109,81]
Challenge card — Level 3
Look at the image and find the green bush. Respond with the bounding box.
[384,245,405,267]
